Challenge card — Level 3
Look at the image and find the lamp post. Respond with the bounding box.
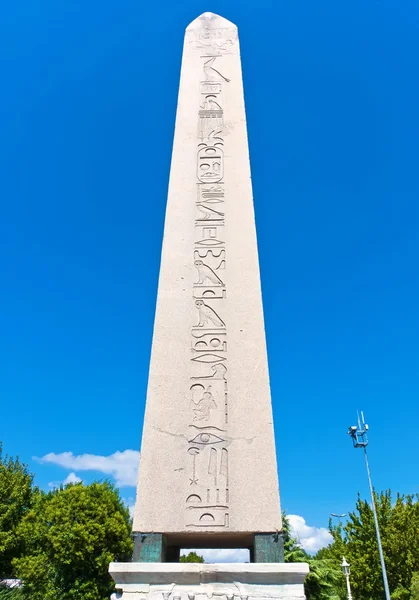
[347,412,391,600]
[341,557,353,600]
[331,513,347,523]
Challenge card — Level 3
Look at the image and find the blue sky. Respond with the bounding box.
[1,0,418,555]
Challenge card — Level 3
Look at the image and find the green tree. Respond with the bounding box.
[180,551,205,563]
[0,444,34,578]
[410,572,419,600]
[304,560,343,600]
[13,481,133,600]
[283,512,308,563]
[319,491,419,600]
[282,513,343,600]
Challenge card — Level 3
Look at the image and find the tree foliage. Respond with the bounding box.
[318,491,419,600]
[410,572,419,600]
[0,445,34,578]
[13,482,133,600]
[180,551,205,563]
[283,512,308,563]
[282,513,343,600]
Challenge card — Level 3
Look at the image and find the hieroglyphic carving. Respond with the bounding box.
[188,447,200,485]
[193,286,226,300]
[197,144,224,183]
[187,27,236,56]
[188,425,226,445]
[195,300,225,328]
[195,225,224,247]
[191,330,227,353]
[200,82,222,95]
[186,13,237,57]
[203,57,230,82]
[191,352,226,364]
[190,384,217,422]
[195,261,224,285]
[186,486,230,527]
[196,204,224,221]
[194,258,225,298]
[196,186,226,225]
[186,511,229,528]
[199,96,223,134]
[220,448,229,483]
[191,363,227,380]
[194,248,225,271]
[186,41,231,529]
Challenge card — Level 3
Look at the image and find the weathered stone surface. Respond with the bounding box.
[132,12,282,540]
[109,563,309,600]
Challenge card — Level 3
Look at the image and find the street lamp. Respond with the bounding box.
[331,513,347,523]
[347,412,391,600]
[341,557,353,600]
[330,513,347,529]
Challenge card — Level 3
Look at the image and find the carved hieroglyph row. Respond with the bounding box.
[187,17,237,56]
[185,50,231,529]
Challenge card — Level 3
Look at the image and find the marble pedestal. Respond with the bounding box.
[109,563,309,600]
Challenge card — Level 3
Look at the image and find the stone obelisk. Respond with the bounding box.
[133,11,281,554]
[110,13,308,600]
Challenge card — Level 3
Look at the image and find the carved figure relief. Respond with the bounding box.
[195,260,224,285]
[189,375,227,427]
[190,385,217,422]
[203,57,230,82]
[195,300,225,328]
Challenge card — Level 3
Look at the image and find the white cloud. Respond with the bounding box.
[63,472,82,485]
[288,514,332,553]
[48,472,83,489]
[36,450,140,488]
[181,549,249,563]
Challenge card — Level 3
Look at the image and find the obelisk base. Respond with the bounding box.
[131,533,285,564]
[109,563,309,600]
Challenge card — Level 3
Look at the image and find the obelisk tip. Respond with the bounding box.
[186,12,237,31]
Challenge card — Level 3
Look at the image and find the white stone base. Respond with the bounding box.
[108,563,309,600]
